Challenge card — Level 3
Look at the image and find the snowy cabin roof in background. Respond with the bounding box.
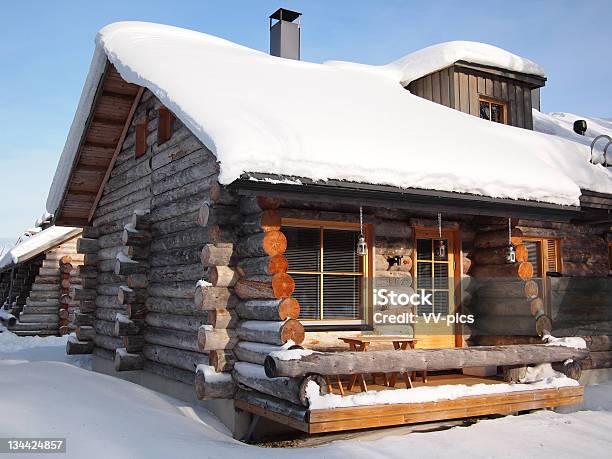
[46,22,612,216]
[326,40,546,86]
[0,226,82,270]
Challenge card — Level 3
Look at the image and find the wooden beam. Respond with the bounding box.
[88,86,145,222]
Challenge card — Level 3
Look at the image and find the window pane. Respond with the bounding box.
[434,290,450,315]
[434,263,449,289]
[479,101,490,120]
[491,103,504,123]
[284,226,320,272]
[292,274,320,320]
[524,240,542,278]
[323,275,361,319]
[418,289,433,315]
[417,239,432,260]
[417,262,432,288]
[323,229,359,273]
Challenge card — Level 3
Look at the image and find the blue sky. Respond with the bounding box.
[0,0,610,239]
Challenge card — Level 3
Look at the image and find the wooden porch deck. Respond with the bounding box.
[235,374,584,434]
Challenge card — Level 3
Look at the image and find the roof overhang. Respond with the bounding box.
[53,61,143,227]
[453,61,547,89]
[231,173,594,223]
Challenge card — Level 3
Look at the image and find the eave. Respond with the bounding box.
[53,61,143,227]
[231,173,590,223]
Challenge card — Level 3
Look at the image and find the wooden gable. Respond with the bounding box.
[55,62,143,226]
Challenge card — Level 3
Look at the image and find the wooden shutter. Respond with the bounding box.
[135,120,147,157]
[545,239,560,273]
[157,107,173,144]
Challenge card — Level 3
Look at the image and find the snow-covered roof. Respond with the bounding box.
[0,226,81,270]
[327,40,546,86]
[534,111,612,158]
[46,22,611,212]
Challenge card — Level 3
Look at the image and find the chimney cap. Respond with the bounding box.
[269,8,301,22]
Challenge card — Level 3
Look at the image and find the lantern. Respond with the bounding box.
[357,206,367,257]
[506,244,516,264]
[436,239,447,259]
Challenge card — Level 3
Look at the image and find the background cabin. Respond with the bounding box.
[406,61,546,129]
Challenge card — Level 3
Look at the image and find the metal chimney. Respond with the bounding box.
[269,8,301,60]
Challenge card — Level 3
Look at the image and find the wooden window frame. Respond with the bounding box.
[479,95,508,124]
[135,118,148,158]
[522,237,562,276]
[157,107,173,145]
[282,218,372,325]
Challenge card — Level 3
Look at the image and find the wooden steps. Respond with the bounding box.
[235,385,584,434]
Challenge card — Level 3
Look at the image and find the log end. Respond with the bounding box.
[263,355,278,378]
[279,298,300,320]
[280,318,305,345]
[272,273,296,299]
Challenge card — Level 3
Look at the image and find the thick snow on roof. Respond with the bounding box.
[328,40,546,86]
[46,22,611,213]
[0,226,81,270]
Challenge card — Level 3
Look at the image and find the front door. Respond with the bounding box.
[413,228,459,348]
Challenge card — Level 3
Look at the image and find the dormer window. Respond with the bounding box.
[479,96,507,124]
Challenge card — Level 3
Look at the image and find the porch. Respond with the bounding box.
[235,372,584,434]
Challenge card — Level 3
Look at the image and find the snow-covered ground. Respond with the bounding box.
[1,330,611,458]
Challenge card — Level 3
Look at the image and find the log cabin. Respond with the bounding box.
[0,224,83,336]
[44,14,612,438]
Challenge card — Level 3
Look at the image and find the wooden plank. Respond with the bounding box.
[523,84,533,129]
[468,73,478,116]
[431,71,441,103]
[515,85,525,127]
[309,394,583,433]
[485,76,493,96]
[440,68,450,106]
[493,80,502,99]
[477,75,485,94]
[423,74,433,100]
[508,81,517,126]
[459,72,469,113]
[452,67,459,109]
[501,80,508,101]
[235,399,309,433]
[309,386,583,422]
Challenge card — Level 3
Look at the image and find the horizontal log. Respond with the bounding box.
[208,266,239,287]
[474,228,523,249]
[194,283,238,310]
[552,360,582,380]
[234,274,295,300]
[583,335,612,352]
[240,210,282,235]
[236,255,288,277]
[123,335,145,353]
[239,196,281,215]
[114,316,144,336]
[150,246,200,267]
[235,231,287,258]
[122,228,152,247]
[115,348,145,371]
[96,295,119,309]
[148,281,194,299]
[129,210,151,231]
[144,327,199,352]
[143,344,208,372]
[235,298,300,321]
[115,257,148,276]
[150,263,203,283]
[145,312,209,332]
[76,325,95,341]
[66,337,94,355]
[195,365,234,400]
[235,389,307,423]
[237,319,305,345]
[264,344,589,378]
[127,274,149,289]
[197,325,238,351]
[234,341,301,365]
[118,286,147,305]
[472,244,528,265]
[94,334,123,351]
[580,350,612,370]
[146,296,206,316]
[197,202,241,227]
[476,280,539,299]
[77,237,99,254]
[200,243,233,267]
[470,297,544,317]
[233,362,304,406]
[474,314,552,337]
[470,262,534,280]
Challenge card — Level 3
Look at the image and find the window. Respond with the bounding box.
[415,237,453,316]
[479,96,507,124]
[135,119,148,157]
[283,222,367,322]
[523,238,561,276]
[157,107,173,144]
